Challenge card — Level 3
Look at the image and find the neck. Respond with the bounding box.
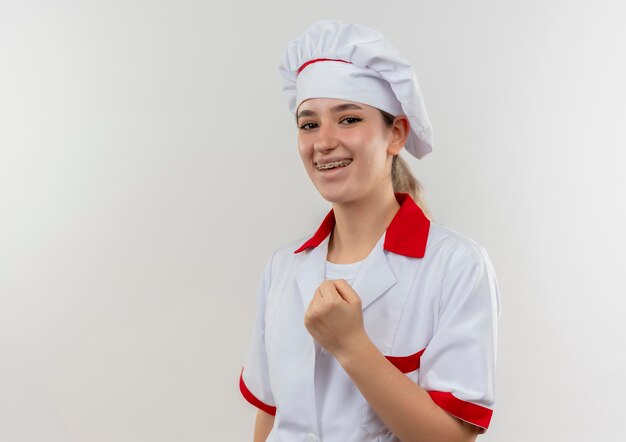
[327,186,401,264]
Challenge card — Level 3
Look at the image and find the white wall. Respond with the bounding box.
[1,1,624,440]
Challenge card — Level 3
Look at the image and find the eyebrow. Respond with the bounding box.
[296,103,365,121]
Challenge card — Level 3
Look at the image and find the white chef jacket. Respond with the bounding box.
[239,192,501,441]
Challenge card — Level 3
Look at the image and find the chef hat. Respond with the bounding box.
[278,19,433,159]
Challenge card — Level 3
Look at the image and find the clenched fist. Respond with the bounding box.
[304,279,369,358]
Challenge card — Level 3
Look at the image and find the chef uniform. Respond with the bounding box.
[239,19,501,441]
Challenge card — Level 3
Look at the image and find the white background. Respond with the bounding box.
[1,1,625,440]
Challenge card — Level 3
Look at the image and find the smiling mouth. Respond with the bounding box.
[315,159,353,171]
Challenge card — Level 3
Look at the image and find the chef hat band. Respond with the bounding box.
[296,59,404,117]
[279,19,434,160]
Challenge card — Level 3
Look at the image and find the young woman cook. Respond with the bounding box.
[239,19,501,442]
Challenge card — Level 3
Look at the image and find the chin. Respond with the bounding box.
[315,186,355,204]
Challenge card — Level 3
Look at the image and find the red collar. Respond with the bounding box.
[293,192,430,258]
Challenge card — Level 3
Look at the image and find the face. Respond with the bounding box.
[296,97,406,204]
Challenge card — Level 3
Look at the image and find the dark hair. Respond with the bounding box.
[379,109,431,219]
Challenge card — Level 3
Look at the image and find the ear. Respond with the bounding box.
[387,115,410,156]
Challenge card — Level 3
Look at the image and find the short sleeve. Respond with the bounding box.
[239,251,277,416]
[418,242,501,433]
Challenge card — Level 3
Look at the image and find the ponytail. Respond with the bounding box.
[391,154,431,220]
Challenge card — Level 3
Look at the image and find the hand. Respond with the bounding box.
[303,279,369,358]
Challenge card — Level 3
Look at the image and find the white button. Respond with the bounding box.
[307,432,318,442]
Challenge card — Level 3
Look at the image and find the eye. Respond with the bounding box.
[341,116,362,124]
[299,122,318,130]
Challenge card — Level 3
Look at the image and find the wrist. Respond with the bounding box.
[333,332,375,367]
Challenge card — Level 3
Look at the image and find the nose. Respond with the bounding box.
[313,122,338,153]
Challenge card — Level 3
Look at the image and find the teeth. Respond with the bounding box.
[316,159,352,170]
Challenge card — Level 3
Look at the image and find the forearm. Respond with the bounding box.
[335,337,478,442]
[253,409,275,442]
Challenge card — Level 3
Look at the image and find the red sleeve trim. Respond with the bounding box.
[427,390,493,430]
[385,348,425,373]
[239,367,277,416]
